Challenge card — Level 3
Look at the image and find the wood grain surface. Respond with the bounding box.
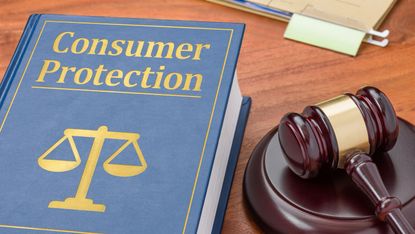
[0,0,414,233]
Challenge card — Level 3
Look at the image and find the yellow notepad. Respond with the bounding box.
[284,14,366,56]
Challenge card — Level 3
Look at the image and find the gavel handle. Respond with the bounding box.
[345,153,415,234]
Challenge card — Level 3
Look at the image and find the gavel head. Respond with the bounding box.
[278,86,399,178]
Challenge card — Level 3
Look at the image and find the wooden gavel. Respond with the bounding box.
[278,86,414,234]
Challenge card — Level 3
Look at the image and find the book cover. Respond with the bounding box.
[0,14,247,233]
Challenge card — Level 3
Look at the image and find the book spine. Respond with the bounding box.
[0,14,41,109]
[211,97,251,234]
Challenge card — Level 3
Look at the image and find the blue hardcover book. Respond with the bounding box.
[0,14,250,233]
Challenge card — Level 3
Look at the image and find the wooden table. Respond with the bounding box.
[1,0,414,233]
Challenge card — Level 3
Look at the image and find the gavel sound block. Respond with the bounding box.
[244,87,415,233]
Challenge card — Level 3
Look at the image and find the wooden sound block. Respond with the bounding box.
[244,118,415,233]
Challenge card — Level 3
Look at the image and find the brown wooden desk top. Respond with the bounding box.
[0,0,414,233]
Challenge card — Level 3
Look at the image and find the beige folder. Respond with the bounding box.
[252,0,396,32]
[208,0,397,55]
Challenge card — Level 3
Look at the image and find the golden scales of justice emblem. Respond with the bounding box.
[37,126,147,213]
